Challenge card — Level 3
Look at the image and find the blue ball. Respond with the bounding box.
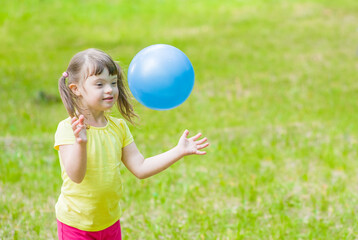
[128,44,195,110]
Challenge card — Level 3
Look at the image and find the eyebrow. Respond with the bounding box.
[94,76,118,81]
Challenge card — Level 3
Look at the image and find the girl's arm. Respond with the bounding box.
[121,130,209,179]
[58,115,87,183]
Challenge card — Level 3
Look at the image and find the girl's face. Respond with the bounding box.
[76,68,119,114]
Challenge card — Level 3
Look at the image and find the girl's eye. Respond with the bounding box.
[96,83,103,87]
[112,82,117,85]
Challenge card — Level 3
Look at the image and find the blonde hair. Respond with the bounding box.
[58,48,137,124]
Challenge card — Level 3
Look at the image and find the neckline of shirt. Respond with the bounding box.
[88,116,110,130]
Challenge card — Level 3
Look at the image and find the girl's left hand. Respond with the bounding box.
[71,115,87,144]
[177,130,209,156]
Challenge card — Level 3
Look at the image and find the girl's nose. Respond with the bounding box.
[105,85,113,93]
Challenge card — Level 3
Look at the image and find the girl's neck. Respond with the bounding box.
[82,111,108,127]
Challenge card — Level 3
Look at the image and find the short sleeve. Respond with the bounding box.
[120,119,134,147]
[54,118,76,150]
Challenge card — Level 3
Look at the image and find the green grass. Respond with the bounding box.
[1,0,358,239]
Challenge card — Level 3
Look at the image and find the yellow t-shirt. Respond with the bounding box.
[54,116,134,231]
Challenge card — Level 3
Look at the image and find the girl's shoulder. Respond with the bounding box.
[57,117,72,128]
[59,117,72,124]
[107,116,134,143]
[107,116,130,129]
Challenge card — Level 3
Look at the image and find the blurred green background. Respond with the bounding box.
[1,0,358,239]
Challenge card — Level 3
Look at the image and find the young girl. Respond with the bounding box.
[54,48,209,239]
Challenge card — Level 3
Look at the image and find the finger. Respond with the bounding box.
[71,117,78,124]
[195,150,207,155]
[71,120,80,130]
[195,137,208,145]
[190,133,202,141]
[181,129,189,139]
[71,118,86,130]
[197,142,210,150]
[73,126,82,136]
[78,115,85,125]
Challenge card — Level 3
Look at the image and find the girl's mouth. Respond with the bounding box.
[103,97,114,101]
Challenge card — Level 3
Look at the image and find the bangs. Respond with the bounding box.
[83,50,118,79]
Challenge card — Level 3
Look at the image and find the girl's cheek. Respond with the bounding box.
[114,90,119,99]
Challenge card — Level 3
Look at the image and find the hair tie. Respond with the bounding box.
[62,72,68,78]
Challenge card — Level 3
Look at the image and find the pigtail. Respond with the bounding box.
[114,62,138,125]
[58,74,78,118]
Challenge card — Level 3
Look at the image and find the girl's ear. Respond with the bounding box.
[69,83,81,96]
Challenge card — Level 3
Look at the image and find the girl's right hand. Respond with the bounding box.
[71,115,87,144]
